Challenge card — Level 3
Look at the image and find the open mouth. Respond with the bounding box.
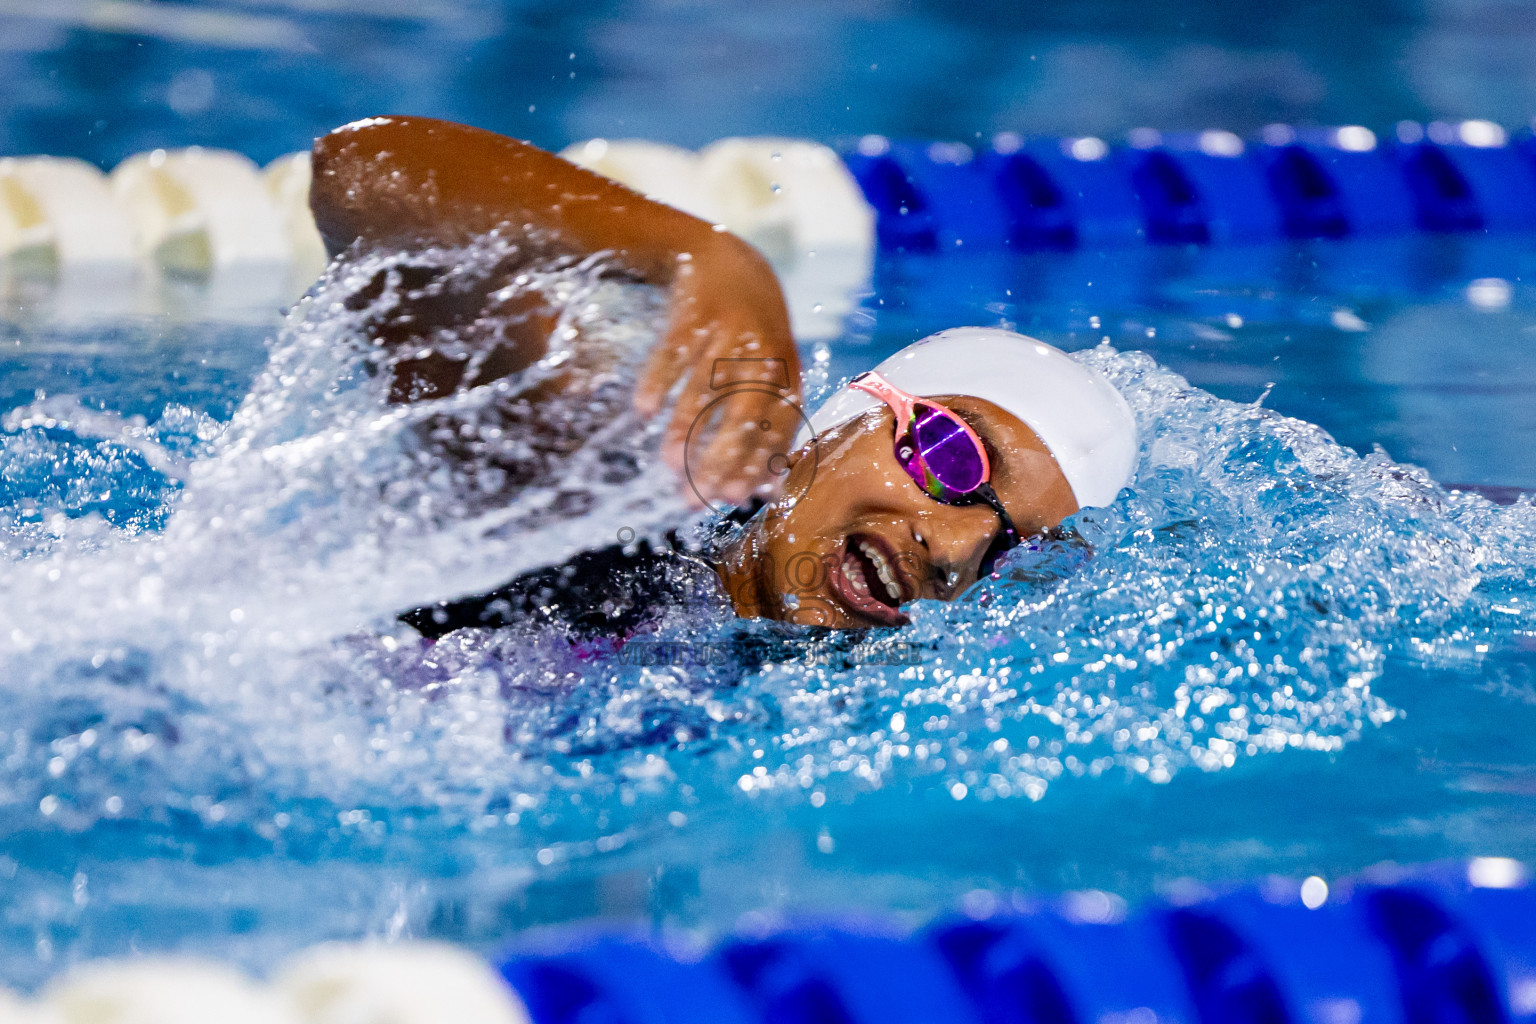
[828,532,912,627]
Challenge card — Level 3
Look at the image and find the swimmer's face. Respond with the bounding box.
[715,396,1079,627]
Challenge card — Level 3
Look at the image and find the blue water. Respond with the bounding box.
[7,0,1536,994]
[3,233,1536,989]
[4,0,1536,167]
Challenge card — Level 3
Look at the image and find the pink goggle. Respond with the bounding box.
[849,371,1022,571]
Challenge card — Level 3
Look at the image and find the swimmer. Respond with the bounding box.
[310,117,1136,632]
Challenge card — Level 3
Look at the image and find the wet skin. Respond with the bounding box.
[312,117,1079,628]
[715,396,1080,628]
[310,115,800,506]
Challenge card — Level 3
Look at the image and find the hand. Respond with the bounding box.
[634,233,803,509]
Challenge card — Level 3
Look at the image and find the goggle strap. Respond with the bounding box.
[849,371,916,425]
[974,481,1022,546]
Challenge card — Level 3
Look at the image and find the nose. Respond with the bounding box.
[911,505,1003,593]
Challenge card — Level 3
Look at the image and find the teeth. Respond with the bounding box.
[843,555,868,592]
[857,541,903,602]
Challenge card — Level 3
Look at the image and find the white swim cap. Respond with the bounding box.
[797,328,1138,509]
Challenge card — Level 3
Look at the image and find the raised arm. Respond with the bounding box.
[310,116,801,506]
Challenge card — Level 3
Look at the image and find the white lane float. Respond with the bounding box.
[0,156,142,320]
[699,137,874,340]
[0,157,136,270]
[0,162,51,269]
[699,137,874,265]
[562,136,877,339]
[275,941,532,1024]
[43,958,296,1024]
[109,147,299,316]
[262,151,329,287]
[13,943,534,1023]
[0,985,57,1024]
[559,138,721,223]
[2,136,879,331]
[110,147,289,277]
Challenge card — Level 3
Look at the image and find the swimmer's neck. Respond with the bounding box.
[711,529,772,619]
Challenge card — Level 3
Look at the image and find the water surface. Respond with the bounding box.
[2,236,1536,988]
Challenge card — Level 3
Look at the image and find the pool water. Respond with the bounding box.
[2,231,1535,990]
[7,0,1536,172]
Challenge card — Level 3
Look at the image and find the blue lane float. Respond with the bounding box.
[1365,865,1536,1024]
[1255,126,1418,238]
[1166,890,1407,1024]
[1126,130,1285,244]
[841,121,1536,254]
[718,922,985,1024]
[931,909,1198,1024]
[842,138,1013,252]
[1395,134,1536,233]
[494,860,1536,1024]
[983,135,1145,250]
[499,934,758,1024]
